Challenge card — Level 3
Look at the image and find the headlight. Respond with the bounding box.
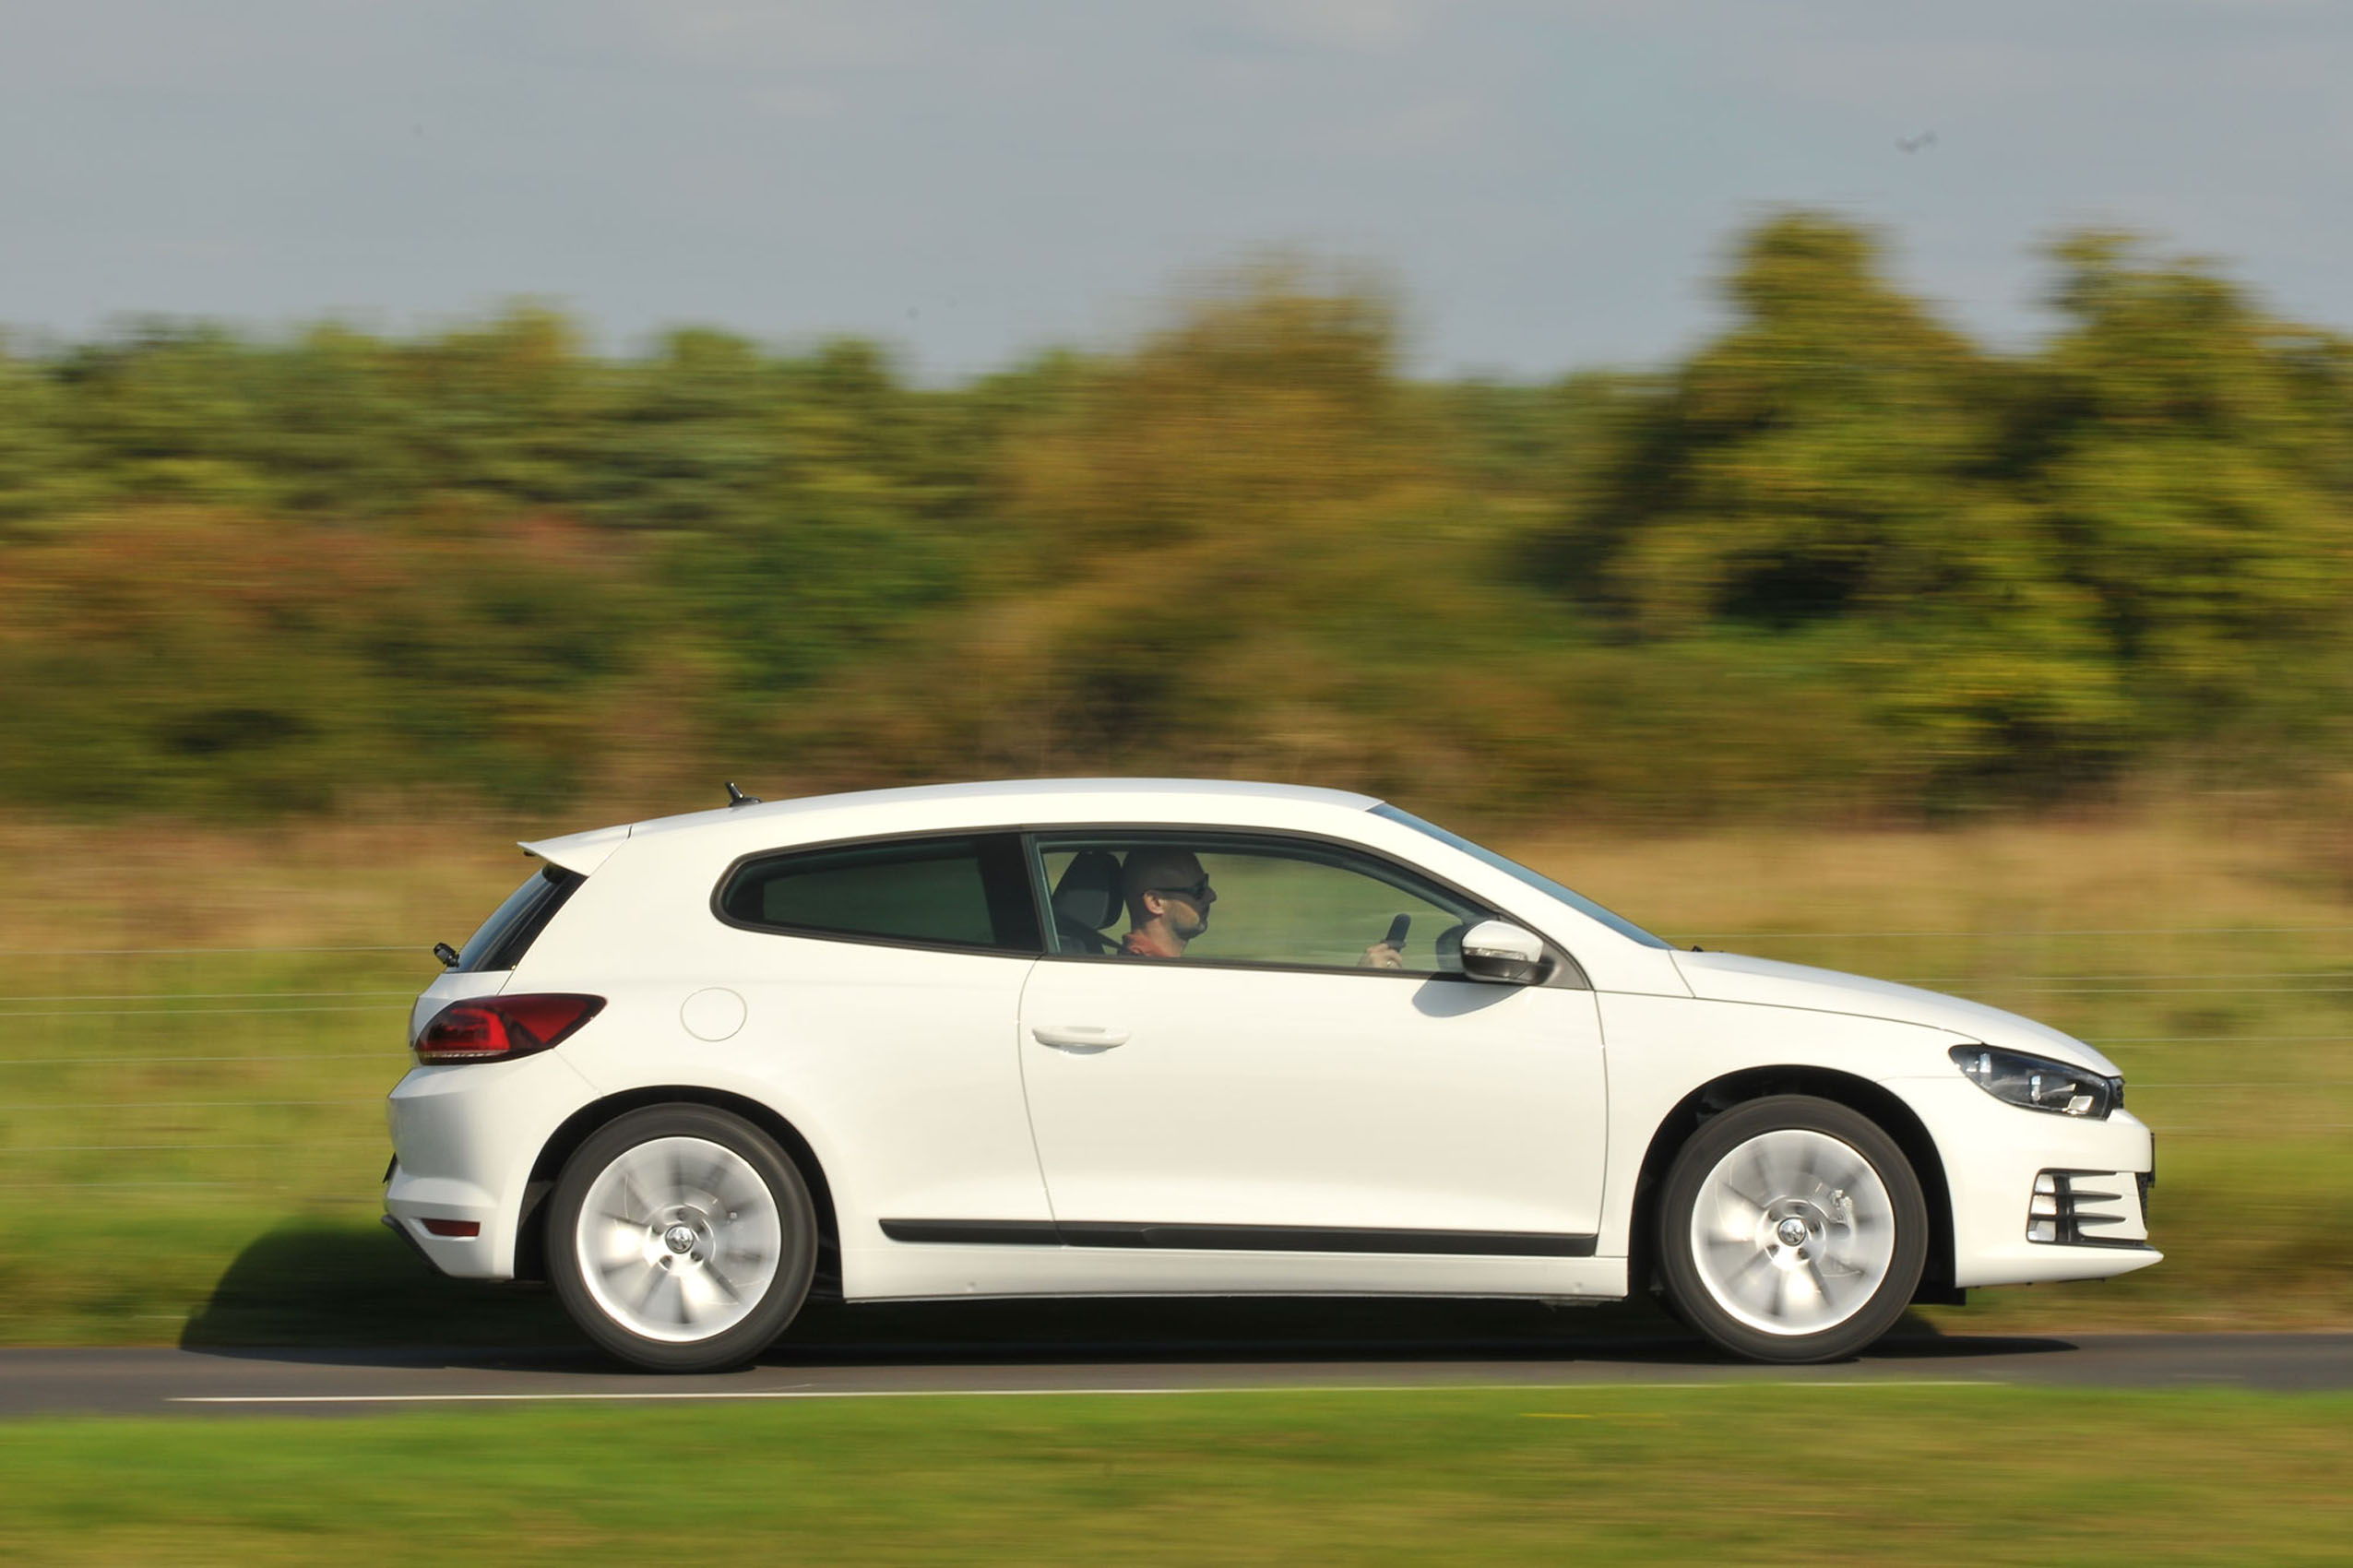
[1950,1045,2121,1119]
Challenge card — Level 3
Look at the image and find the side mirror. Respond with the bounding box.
[1458,919,1546,984]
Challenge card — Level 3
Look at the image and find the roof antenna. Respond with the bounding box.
[724,781,761,808]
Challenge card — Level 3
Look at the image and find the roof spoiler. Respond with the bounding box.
[518,822,632,875]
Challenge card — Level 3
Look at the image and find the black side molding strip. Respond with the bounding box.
[880,1219,1061,1246]
[879,1218,1595,1258]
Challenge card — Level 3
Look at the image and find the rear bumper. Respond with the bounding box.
[382,1051,599,1280]
[379,1210,448,1276]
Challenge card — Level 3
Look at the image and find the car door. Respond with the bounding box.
[1016,830,1609,1283]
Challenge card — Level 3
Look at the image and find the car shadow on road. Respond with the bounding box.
[181,1219,2077,1374]
[179,1219,579,1354]
[755,1296,2075,1369]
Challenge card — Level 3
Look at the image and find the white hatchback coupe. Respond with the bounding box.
[385,778,2157,1371]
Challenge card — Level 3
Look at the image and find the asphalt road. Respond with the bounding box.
[2,1333,2347,1417]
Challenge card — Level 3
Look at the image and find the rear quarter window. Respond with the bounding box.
[717,834,1041,955]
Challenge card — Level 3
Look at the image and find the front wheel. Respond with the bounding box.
[1658,1096,1927,1363]
[547,1104,818,1372]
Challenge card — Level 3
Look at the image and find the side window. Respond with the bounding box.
[1033,833,1490,975]
[719,834,1042,955]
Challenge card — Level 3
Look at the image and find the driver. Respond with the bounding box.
[1114,848,1405,968]
[1114,848,1215,958]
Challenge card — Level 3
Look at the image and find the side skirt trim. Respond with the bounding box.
[878,1219,1061,1247]
[879,1218,1597,1258]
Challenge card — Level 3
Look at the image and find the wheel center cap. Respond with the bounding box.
[1776,1218,1811,1249]
[662,1224,697,1255]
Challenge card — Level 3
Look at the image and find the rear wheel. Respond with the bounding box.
[548,1104,817,1372]
[1658,1095,1926,1363]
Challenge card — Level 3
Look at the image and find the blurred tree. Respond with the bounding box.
[0,336,96,531]
[783,267,1583,801]
[1551,213,2133,806]
[2022,236,2353,760]
[48,323,279,510]
[396,305,607,512]
[586,327,779,535]
[651,339,967,738]
[1007,269,1416,554]
[1566,214,2013,633]
[244,324,429,518]
[0,511,644,814]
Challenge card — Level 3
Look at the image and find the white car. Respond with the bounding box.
[385,778,2157,1371]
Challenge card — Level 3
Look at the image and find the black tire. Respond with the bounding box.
[547,1104,818,1372]
[1657,1095,1927,1364]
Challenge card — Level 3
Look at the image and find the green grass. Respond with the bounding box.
[0,1386,2347,1563]
[0,807,2347,1344]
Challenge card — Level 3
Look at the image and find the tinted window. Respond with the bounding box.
[457,862,586,972]
[719,834,1042,954]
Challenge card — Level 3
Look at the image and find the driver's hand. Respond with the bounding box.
[1359,944,1404,969]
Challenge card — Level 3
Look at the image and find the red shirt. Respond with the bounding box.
[1119,929,1181,958]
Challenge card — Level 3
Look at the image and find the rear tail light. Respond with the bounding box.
[414,993,605,1063]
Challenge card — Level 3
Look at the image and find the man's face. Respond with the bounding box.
[1151,856,1215,939]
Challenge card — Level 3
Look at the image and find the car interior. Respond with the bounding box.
[1047,847,1123,955]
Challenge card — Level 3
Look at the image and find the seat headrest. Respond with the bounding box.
[1052,849,1123,932]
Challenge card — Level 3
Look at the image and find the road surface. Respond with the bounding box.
[1,1333,2346,1417]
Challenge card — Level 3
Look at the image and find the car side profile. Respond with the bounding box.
[384,778,2158,1371]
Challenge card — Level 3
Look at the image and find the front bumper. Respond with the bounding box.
[1883,1075,2161,1289]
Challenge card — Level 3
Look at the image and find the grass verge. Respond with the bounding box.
[0,1385,2348,1564]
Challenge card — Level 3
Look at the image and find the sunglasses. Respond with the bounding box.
[1150,878,1214,902]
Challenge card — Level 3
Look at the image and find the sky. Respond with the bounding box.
[2,0,2347,380]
